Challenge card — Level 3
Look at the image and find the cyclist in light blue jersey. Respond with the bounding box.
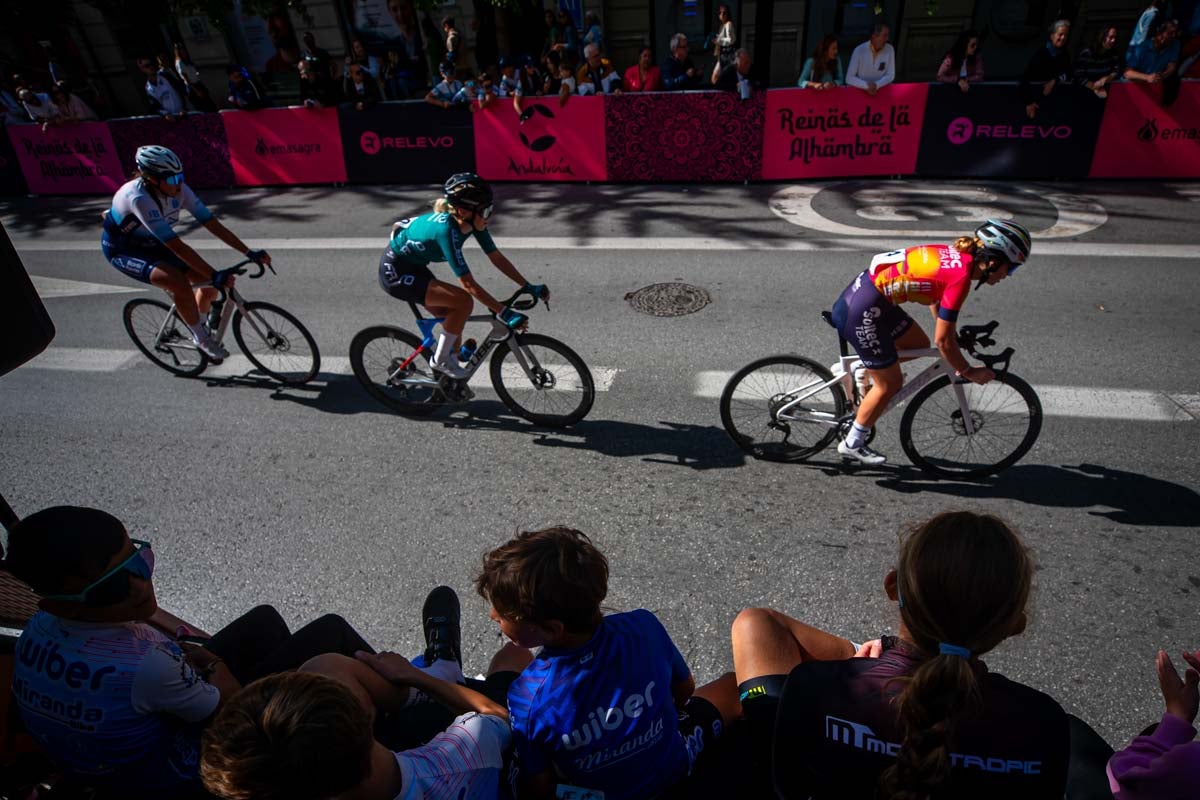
[378,172,547,378]
[101,145,270,360]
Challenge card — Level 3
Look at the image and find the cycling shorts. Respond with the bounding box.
[101,235,188,284]
[830,270,915,370]
[679,694,725,772]
[378,247,434,303]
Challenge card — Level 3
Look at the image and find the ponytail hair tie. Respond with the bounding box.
[938,643,971,658]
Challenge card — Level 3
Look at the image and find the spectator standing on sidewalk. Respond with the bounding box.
[846,22,895,96]
[342,62,382,111]
[18,88,62,131]
[1128,0,1166,59]
[937,30,984,91]
[576,43,619,95]
[714,48,756,98]
[174,43,217,112]
[1075,26,1123,99]
[1,77,27,123]
[623,47,662,92]
[227,65,267,110]
[555,10,580,62]
[583,11,605,54]
[139,56,185,119]
[543,10,561,59]
[1020,20,1072,119]
[426,61,463,109]
[798,34,844,88]
[299,57,341,108]
[302,31,334,78]
[1124,20,1180,85]
[712,4,737,80]
[443,17,461,64]
[662,33,702,90]
[50,82,98,122]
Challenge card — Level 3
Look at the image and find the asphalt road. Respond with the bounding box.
[2,180,1198,746]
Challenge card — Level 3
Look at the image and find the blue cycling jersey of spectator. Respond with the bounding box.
[426,62,463,109]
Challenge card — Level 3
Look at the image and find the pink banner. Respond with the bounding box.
[220,107,347,186]
[762,85,928,179]
[8,122,124,195]
[474,96,606,182]
[1089,82,1200,178]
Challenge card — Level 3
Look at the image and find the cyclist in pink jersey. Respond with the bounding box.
[829,219,1032,465]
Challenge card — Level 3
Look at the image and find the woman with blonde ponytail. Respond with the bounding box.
[731,511,1071,799]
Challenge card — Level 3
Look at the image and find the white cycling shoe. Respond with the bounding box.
[837,440,887,465]
[194,333,229,362]
[430,359,467,381]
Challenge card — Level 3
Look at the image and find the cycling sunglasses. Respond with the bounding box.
[163,173,185,186]
[43,539,155,607]
[479,204,494,220]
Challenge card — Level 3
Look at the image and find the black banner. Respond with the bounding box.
[338,101,474,184]
[0,126,27,196]
[916,83,1105,179]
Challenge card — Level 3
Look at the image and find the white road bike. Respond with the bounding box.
[719,318,1042,478]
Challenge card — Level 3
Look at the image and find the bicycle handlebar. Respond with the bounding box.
[957,321,1015,373]
[500,287,546,313]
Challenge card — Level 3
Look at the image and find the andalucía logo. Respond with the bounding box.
[518,104,556,152]
[1138,119,1159,142]
[255,136,321,157]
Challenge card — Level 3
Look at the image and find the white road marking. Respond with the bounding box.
[11,237,1195,259]
[1166,183,1200,202]
[31,276,144,299]
[14,347,621,392]
[693,370,1199,422]
[769,184,1107,238]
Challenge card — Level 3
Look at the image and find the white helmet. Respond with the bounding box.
[975,219,1032,266]
[134,145,183,179]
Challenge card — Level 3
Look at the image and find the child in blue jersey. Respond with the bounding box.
[476,527,740,800]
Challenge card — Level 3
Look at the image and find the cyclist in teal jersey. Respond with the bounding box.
[378,173,548,378]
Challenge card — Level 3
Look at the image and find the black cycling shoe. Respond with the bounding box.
[421,586,462,668]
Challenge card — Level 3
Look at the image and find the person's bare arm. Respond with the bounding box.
[356,651,508,718]
[164,237,219,280]
[487,249,529,287]
[460,272,504,313]
[147,607,211,638]
[202,218,269,264]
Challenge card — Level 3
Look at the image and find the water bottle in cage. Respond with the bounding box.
[459,338,477,362]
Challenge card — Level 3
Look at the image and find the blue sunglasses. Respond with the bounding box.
[43,539,155,606]
[163,173,185,186]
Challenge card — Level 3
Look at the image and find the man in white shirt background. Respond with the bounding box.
[846,22,896,96]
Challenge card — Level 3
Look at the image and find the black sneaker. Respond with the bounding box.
[421,586,462,667]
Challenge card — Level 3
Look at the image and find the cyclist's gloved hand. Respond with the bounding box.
[524,282,549,301]
[246,248,271,266]
[211,268,237,288]
[498,308,528,330]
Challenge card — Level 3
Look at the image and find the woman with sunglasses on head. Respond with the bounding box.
[3,505,379,799]
[101,145,271,361]
[829,219,1032,465]
[378,172,548,379]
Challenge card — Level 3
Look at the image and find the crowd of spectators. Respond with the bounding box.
[1,505,1197,800]
[4,4,1197,132]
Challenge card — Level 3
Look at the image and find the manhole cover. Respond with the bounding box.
[625,283,712,317]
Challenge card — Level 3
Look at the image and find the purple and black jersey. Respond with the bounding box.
[506,609,695,800]
[774,641,1070,799]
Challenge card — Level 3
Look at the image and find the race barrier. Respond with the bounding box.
[1089,82,1200,178]
[3,84,1197,195]
[763,84,928,180]
[338,103,474,184]
[7,121,123,195]
[917,83,1105,179]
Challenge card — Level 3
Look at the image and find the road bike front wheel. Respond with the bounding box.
[899,372,1042,478]
[719,355,848,462]
[489,333,594,427]
[123,298,208,377]
[349,326,443,416]
[232,301,320,385]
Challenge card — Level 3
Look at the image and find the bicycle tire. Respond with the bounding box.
[349,326,443,416]
[122,298,208,377]
[899,372,1042,478]
[719,355,848,462]
[489,333,594,427]
[232,301,321,385]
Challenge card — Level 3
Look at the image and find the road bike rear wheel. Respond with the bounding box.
[233,301,320,385]
[122,298,208,377]
[489,333,594,427]
[719,355,847,462]
[349,326,443,416]
[899,372,1042,478]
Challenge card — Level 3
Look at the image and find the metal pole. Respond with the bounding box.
[753,0,774,86]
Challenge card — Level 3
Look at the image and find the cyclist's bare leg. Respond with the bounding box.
[149,266,201,325]
[194,286,219,316]
[854,324,931,428]
[424,280,472,336]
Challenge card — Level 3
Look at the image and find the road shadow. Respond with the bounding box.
[875,463,1200,527]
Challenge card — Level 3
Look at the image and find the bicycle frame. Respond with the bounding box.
[152,286,253,351]
[775,349,979,435]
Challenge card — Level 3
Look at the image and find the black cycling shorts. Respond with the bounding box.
[378,247,435,303]
[679,695,725,772]
[830,270,915,370]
